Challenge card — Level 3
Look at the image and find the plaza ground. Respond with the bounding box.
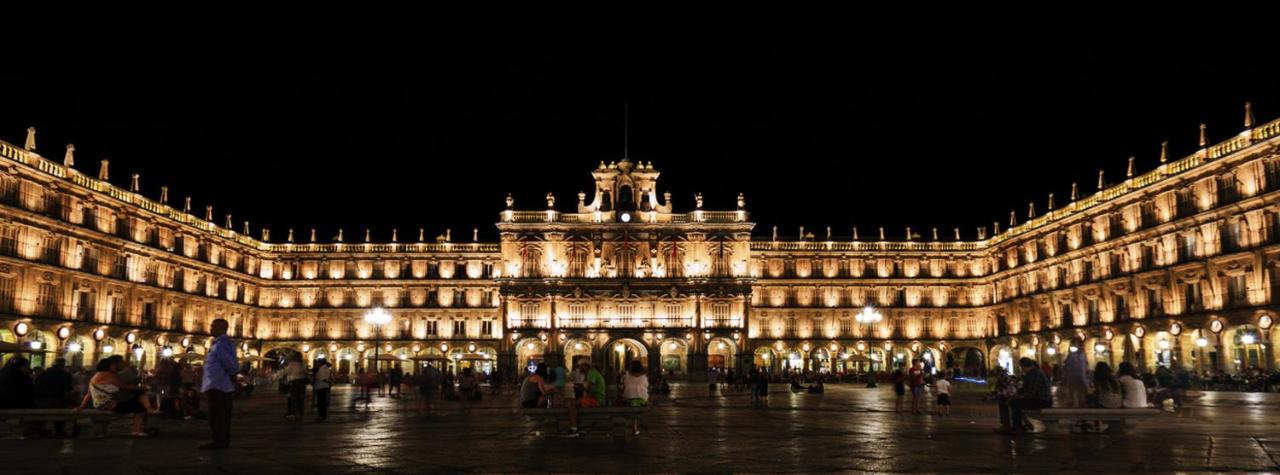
[2,382,1278,473]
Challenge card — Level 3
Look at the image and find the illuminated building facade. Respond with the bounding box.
[1,107,1278,377]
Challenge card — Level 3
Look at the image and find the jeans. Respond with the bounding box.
[206,390,233,447]
[287,380,307,416]
[314,388,331,420]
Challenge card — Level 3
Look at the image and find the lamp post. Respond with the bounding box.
[364,307,392,375]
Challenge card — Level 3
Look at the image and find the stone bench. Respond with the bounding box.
[522,406,648,435]
[0,409,121,438]
[1024,408,1161,434]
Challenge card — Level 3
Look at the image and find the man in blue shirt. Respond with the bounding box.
[200,318,237,450]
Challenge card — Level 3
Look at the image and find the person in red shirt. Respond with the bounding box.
[908,359,926,414]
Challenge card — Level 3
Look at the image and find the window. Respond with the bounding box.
[568,304,587,326]
[453,320,466,336]
[425,320,438,336]
[617,304,635,325]
[520,302,540,323]
[36,282,57,316]
[481,320,494,336]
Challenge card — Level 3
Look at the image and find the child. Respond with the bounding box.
[934,377,952,416]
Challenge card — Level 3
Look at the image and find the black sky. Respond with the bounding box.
[2,28,1279,241]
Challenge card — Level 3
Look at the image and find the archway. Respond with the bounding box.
[990,345,1015,375]
[516,338,546,376]
[658,338,688,376]
[918,347,942,375]
[564,338,593,371]
[708,337,737,371]
[604,338,649,377]
[753,347,776,373]
[948,346,985,376]
[809,348,831,373]
[1224,325,1265,373]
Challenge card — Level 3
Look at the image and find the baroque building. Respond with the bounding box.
[1,107,1278,378]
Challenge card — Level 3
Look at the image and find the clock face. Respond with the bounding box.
[620,212,631,223]
[1260,315,1273,329]
[1210,320,1224,333]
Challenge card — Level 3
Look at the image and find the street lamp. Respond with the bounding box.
[364,307,392,374]
[855,306,883,324]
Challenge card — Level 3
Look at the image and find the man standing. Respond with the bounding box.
[1062,338,1088,408]
[200,318,237,450]
[313,360,332,422]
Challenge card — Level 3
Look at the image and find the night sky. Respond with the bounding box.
[3,30,1279,242]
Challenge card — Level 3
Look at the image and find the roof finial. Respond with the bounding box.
[242,220,249,235]
[224,213,232,229]
[159,186,169,205]
[473,228,479,242]
[932,228,938,240]
[63,144,75,168]
[418,227,425,242]
[1010,210,1017,226]
[183,196,192,214]
[737,193,746,210]
[826,226,832,240]
[310,228,317,243]
[204,205,213,221]
[1126,156,1135,178]
[337,229,344,242]
[852,226,858,240]
[287,228,295,243]
[130,173,140,192]
[906,226,913,241]
[1070,182,1079,201]
[545,192,555,209]
[24,127,35,151]
[445,228,452,242]
[1097,170,1105,190]
[878,227,885,240]
[695,193,704,209]
[1027,201,1035,219]
[771,225,777,241]
[364,229,371,243]
[1198,123,1207,148]
[1159,140,1169,164]
[391,228,398,242]
[799,225,805,240]
[1244,101,1255,128]
[505,193,514,209]
[98,159,109,181]
[1047,193,1055,210]
[994,221,1000,234]
[262,228,270,242]
[954,228,961,240]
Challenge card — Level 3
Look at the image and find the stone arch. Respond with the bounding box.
[1223,324,1265,373]
[603,337,649,376]
[989,345,1015,375]
[753,346,777,372]
[707,337,737,371]
[657,338,688,375]
[564,338,594,371]
[947,345,986,377]
[515,338,546,374]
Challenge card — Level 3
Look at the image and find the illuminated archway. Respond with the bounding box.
[604,338,649,376]
[564,338,593,371]
[658,338,688,375]
[708,337,737,371]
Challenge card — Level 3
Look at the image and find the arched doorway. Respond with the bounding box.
[564,338,593,371]
[707,337,736,371]
[948,346,985,376]
[516,338,546,376]
[753,347,776,372]
[809,348,831,373]
[918,347,941,375]
[658,338,687,376]
[1225,325,1265,373]
[604,338,648,377]
[991,346,1015,375]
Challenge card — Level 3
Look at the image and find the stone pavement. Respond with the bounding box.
[2,382,1278,473]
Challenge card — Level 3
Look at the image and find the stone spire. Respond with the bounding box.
[310,228,317,243]
[932,228,939,240]
[1245,102,1255,128]
[225,214,232,229]
[1126,156,1135,178]
[905,227,912,241]
[98,160,109,181]
[24,127,35,151]
[505,193,514,209]
[1198,123,1207,148]
[205,205,213,221]
[1097,170,1105,190]
[445,229,452,242]
[183,197,192,214]
[771,226,777,241]
[799,226,805,240]
[1009,210,1016,226]
[130,173,140,192]
[63,144,74,168]
[287,228,295,243]
[1027,201,1035,219]
[994,221,1000,234]
[365,229,371,242]
[159,186,169,205]
[391,228,398,242]
[878,227,885,240]
[852,226,858,240]
[242,220,249,235]
[418,228,425,242]
[337,229,344,242]
[262,228,270,242]
[1070,182,1079,201]
[954,228,961,240]
[826,226,832,240]
[473,228,479,242]
[1047,193,1055,210]
[1159,140,1169,164]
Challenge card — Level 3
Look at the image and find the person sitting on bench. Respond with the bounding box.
[1116,362,1148,408]
[620,360,649,407]
[996,358,1051,434]
[76,356,154,437]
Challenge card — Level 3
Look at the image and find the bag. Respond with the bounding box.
[579,396,600,408]
[1097,390,1122,409]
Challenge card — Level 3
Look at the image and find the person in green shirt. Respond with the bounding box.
[583,361,606,405]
